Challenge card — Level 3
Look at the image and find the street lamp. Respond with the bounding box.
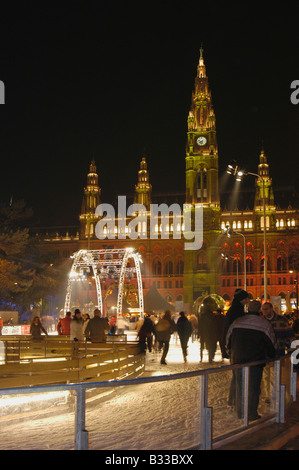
[227,160,267,302]
[223,225,246,290]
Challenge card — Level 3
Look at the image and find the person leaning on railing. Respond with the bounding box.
[30,316,48,340]
[225,300,276,421]
[84,309,109,342]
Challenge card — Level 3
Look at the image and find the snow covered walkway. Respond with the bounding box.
[0,336,261,450]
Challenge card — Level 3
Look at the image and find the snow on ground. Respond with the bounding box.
[0,334,270,450]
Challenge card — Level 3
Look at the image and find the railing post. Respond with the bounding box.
[242,366,249,426]
[75,385,89,450]
[279,384,285,423]
[274,359,281,423]
[290,367,297,402]
[200,374,212,450]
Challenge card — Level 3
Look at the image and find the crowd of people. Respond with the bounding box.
[133,288,298,421]
[30,308,110,342]
[26,289,299,420]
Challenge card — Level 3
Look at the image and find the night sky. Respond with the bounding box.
[1,1,299,228]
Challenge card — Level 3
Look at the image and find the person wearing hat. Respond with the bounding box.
[70,309,84,341]
[222,289,250,355]
[222,289,250,406]
[226,300,276,421]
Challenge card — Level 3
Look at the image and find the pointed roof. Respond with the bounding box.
[144,284,175,312]
[197,43,206,78]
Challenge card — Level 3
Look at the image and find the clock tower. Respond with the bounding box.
[184,47,221,307]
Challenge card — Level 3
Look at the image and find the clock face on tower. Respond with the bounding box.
[197,136,207,146]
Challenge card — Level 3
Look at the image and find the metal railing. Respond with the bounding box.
[0,354,296,450]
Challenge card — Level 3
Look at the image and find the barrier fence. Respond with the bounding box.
[0,337,143,388]
[0,351,296,450]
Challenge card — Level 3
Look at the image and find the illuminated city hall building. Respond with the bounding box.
[41,50,299,313]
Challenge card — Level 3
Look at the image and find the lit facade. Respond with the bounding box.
[39,50,299,312]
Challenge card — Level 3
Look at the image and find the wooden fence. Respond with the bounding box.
[0,336,144,389]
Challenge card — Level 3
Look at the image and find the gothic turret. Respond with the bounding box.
[79,160,101,240]
[134,156,152,209]
[254,150,276,230]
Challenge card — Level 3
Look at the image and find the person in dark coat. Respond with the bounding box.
[30,316,48,340]
[223,289,250,405]
[198,297,218,363]
[226,300,276,421]
[84,308,109,342]
[223,289,250,352]
[177,311,193,362]
[138,315,156,353]
[155,310,176,365]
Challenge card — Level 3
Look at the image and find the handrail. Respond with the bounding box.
[0,358,274,395]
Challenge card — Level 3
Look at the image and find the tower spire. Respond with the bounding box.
[197,43,206,78]
[134,156,152,209]
[200,42,204,58]
[254,149,276,229]
[79,160,101,240]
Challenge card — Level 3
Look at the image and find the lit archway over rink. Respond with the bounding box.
[64,248,144,320]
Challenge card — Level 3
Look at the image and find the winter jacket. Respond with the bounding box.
[226,313,276,365]
[70,318,84,341]
[198,308,218,348]
[155,314,176,342]
[222,299,246,357]
[57,315,72,335]
[85,315,109,342]
[138,317,155,339]
[30,322,48,339]
[177,316,192,341]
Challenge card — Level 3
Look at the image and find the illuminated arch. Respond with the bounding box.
[64,248,144,321]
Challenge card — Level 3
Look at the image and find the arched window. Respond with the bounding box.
[202,170,207,201]
[197,251,207,270]
[246,257,253,272]
[260,256,270,271]
[222,258,230,273]
[277,254,287,272]
[197,169,207,201]
[153,259,162,275]
[233,258,241,274]
[260,216,270,229]
[164,260,173,275]
[176,259,184,275]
